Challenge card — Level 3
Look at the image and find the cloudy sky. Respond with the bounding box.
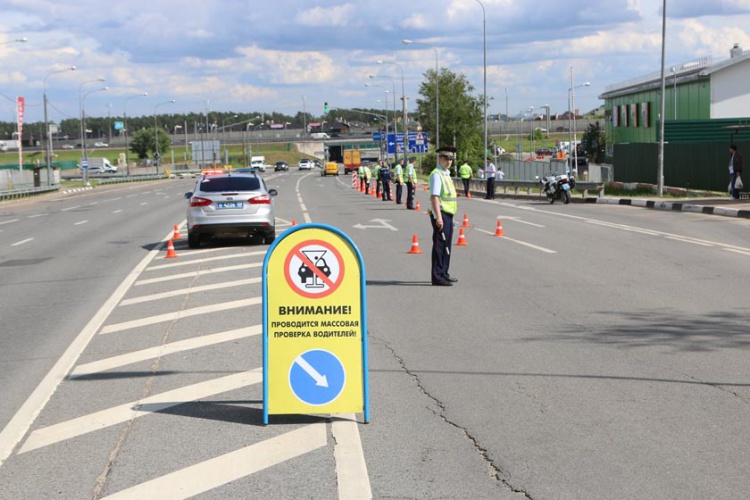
[2,0,750,126]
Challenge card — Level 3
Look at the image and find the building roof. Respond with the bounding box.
[599,49,750,100]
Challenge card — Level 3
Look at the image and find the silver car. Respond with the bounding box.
[185,173,278,248]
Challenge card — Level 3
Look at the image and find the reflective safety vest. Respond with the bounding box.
[394,164,404,183]
[406,163,416,182]
[364,166,372,179]
[358,166,365,178]
[429,167,457,215]
[374,165,381,179]
[459,163,472,179]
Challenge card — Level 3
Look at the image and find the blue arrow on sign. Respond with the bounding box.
[289,349,346,406]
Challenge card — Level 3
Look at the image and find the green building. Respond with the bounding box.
[598,44,750,191]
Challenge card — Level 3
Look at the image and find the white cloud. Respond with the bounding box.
[296,3,357,28]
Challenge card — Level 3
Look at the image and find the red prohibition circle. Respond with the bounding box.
[284,239,345,299]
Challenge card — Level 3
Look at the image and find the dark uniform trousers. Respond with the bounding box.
[406,181,415,209]
[381,179,392,201]
[462,178,470,197]
[485,177,495,199]
[430,211,453,284]
[395,182,403,204]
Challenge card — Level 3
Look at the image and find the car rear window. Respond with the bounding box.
[198,176,261,192]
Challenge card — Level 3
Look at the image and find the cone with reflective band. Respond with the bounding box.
[407,234,424,254]
[371,183,377,196]
[172,224,182,240]
[415,200,421,211]
[461,213,471,227]
[165,239,178,258]
[456,228,468,246]
[495,219,505,237]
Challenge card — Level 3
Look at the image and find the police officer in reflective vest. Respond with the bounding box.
[405,156,417,209]
[374,161,382,198]
[429,147,458,286]
[394,158,404,204]
[358,164,366,191]
[380,162,392,201]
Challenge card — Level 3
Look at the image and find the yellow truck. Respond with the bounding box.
[343,150,361,174]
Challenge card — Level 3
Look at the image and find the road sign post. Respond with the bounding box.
[263,223,369,424]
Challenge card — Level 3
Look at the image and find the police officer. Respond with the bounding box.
[483,158,496,199]
[358,163,366,191]
[380,162,392,201]
[405,157,417,209]
[374,161,382,198]
[364,162,372,193]
[393,158,404,204]
[429,147,458,286]
[458,160,473,197]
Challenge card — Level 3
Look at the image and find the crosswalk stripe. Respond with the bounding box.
[100,297,261,334]
[70,325,262,378]
[135,263,262,286]
[146,250,267,271]
[100,424,327,500]
[120,278,261,306]
[19,369,263,454]
[332,414,373,500]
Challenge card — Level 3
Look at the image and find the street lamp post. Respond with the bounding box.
[123,92,148,176]
[81,85,109,186]
[402,39,440,147]
[78,78,105,163]
[568,75,591,170]
[153,99,175,174]
[475,0,488,164]
[43,65,75,186]
[376,60,406,162]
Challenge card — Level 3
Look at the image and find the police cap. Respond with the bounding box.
[436,146,457,160]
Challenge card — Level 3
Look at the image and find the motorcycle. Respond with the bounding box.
[537,172,575,204]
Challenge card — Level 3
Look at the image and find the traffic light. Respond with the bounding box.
[324,102,329,113]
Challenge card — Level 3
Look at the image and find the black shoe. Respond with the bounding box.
[432,280,453,286]
[446,276,458,283]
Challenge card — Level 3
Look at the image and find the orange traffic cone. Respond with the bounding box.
[461,214,471,227]
[407,234,424,254]
[165,239,178,258]
[494,219,505,237]
[292,219,297,226]
[172,224,182,240]
[467,191,472,199]
[371,183,377,196]
[415,200,421,211]
[456,228,468,246]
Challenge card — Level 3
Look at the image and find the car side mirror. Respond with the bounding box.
[184,192,193,199]
[268,189,278,197]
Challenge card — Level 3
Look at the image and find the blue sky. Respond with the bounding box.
[1,0,750,125]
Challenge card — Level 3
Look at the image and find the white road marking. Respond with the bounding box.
[100,424,327,500]
[61,205,81,211]
[0,229,170,467]
[27,214,47,219]
[0,219,19,225]
[135,263,262,285]
[70,326,262,378]
[11,238,33,247]
[498,216,545,228]
[100,297,261,334]
[113,210,122,214]
[140,202,149,206]
[332,415,373,500]
[147,250,267,271]
[120,278,261,306]
[476,228,557,253]
[665,236,713,247]
[74,220,88,225]
[18,369,263,454]
[725,248,750,256]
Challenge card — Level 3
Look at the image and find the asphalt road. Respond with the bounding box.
[0,171,749,499]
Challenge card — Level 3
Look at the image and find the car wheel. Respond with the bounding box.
[264,231,276,245]
[188,231,201,248]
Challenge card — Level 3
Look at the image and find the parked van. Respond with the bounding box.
[250,156,266,172]
[310,133,330,139]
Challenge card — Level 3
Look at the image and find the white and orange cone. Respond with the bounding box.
[407,234,424,254]
[455,228,468,246]
[494,219,505,237]
[165,239,178,258]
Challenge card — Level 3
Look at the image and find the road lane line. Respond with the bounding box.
[146,250,267,271]
[11,238,34,247]
[28,214,47,219]
[100,297,262,334]
[19,369,263,454]
[70,326,262,378]
[0,219,19,225]
[113,210,122,214]
[332,414,372,500]
[725,248,750,256]
[134,263,262,286]
[120,278,262,306]
[665,236,713,247]
[61,205,81,211]
[476,228,557,253]
[100,423,327,500]
[75,220,88,226]
[0,230,171,467]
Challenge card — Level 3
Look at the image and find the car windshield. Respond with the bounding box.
[198,176,261,192]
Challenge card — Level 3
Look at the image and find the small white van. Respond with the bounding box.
[250,156,266,172]
[310,133,330,139]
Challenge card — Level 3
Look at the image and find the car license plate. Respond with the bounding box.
[217,202,243,209]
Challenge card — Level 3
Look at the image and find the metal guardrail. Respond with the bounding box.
[0,185,59,202]
[466,178,605,198]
